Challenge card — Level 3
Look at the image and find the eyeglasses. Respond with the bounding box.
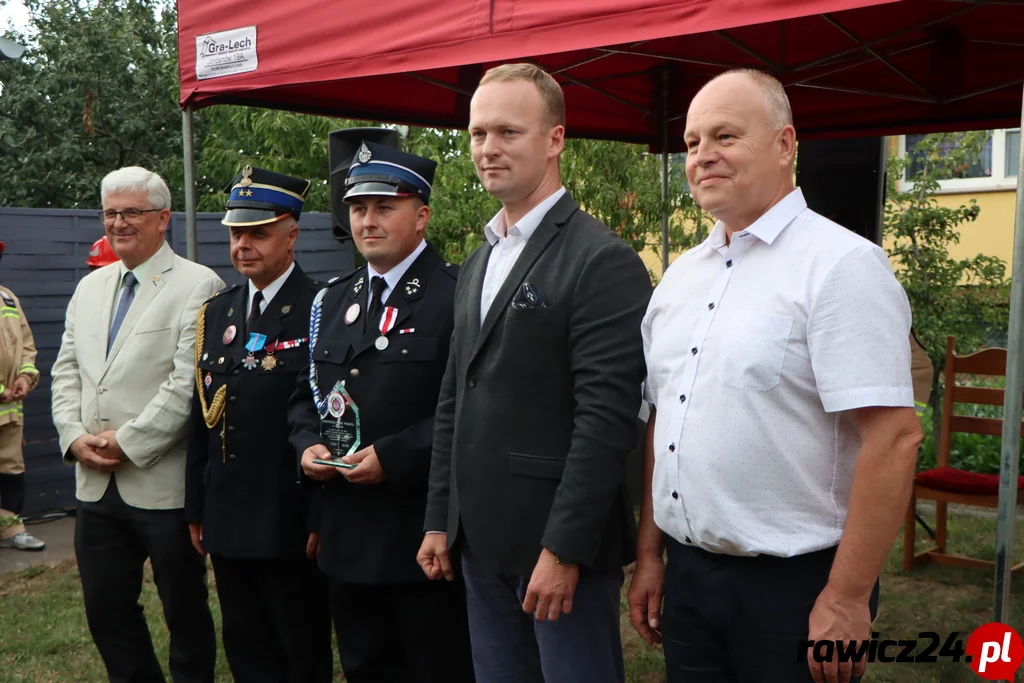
[98,208,161,224]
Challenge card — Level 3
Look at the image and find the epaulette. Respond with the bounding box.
[205,283,241,304]
[323,270,359,288]
[440,261,460,279]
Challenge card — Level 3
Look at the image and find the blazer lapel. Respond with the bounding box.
[352,244,441,359]
[220,285,248,369]
[472,194,578,361]
[104,242,174,369]
[462,243,491,352]
[252,264,306,350]
[99,266,119,343]
[339,268,369,356]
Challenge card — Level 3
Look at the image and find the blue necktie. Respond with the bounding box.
[107,272,137,356]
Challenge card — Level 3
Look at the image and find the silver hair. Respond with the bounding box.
[100,166,172,210]
[710,69,793,131]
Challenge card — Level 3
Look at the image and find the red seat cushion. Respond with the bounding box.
[915,467,1024,495]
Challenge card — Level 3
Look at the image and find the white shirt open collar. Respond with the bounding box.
[706,187,807,254]
[248,261,295,315]
[484,186,567,246]
[367,238,427,306]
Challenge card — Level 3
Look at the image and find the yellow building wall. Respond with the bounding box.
[928,191,1018,277]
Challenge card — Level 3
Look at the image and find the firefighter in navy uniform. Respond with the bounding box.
[289,137,475,683]
[184,166,332,683]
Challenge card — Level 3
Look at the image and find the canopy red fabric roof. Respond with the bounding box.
[177,0,1024,151]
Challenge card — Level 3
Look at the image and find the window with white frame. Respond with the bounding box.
[899,128,1020,194]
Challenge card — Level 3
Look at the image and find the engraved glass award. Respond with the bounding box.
[315,380,361,467]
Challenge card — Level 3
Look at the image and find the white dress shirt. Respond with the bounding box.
[480,187,566,323]
[247,261,295,316]
[642,188,914,558]
[366,238,427,308]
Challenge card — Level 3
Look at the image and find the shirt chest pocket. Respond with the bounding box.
[718,311,793,392]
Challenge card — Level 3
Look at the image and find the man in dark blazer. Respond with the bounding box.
[185,167,332,683]
[417,64,653,683]
[290,136,474,683]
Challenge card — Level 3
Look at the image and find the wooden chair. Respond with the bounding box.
[903,335,1024,574]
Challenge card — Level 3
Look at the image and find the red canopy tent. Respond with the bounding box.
[176,0,1024,620]
[178,0,1024,147]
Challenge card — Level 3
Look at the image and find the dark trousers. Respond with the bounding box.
[329,577,475,683]
[74,477,216,683]
[0,472,25,514]
[210,553,333,683]
[460,547,625,683]
[662,538,880,683]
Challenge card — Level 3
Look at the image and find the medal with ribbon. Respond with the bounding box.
[243,332,266,370]
[375,306,398,351]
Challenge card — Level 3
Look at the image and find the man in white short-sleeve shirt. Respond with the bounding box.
[627,69,923,683]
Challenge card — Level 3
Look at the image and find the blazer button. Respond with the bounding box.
[232,369,240,376]
[228,453,237,461]
[467,378,477,387]
[228,425,236,433]
[229,395,237,403]
[350,368,360,377]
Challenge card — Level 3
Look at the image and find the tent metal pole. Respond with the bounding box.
[660,68,670,275]
[994,84,1024,623]
[183,106,198,263]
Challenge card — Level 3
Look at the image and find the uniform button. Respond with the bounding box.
[679,394,686,403]
[324,350,330,357]
[401,349,409,356]
[229,395,237,403]
[708,303,715,310]
[726,259,733,268]
[668,444,675,452]
[691,347,698,355]
[468,378,477,388]
[350,368,360,378]
[672,491,679,500]
[232,369,239,376]
[228,453,237,461]
[227,426,235,433]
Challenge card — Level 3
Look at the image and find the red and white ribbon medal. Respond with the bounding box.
[375,306,398,351]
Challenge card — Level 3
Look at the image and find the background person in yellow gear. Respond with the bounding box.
[0,241,44,551]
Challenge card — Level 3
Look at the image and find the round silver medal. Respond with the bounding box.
[375,336,389,351]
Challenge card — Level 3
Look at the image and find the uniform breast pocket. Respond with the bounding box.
[718,311,793,391]
[379,336,438,364]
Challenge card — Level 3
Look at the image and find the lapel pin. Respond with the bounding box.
[345,303,360,325]
[204,372,212,389]
[223,325,237,345]
[228,307,234,317]
[353,276,365,295]
[281,305,292,314]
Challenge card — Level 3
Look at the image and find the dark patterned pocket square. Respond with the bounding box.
[510,282,547,309]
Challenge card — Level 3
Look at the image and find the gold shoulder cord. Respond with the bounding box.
[195,301,227,429]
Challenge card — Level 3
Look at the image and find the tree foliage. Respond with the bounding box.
[884,131,1009,433]
[0,0,183,208]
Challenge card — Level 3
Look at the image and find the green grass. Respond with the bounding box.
[2,510,1024,682]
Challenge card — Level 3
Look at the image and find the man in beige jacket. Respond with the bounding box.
[0,240,44,552]
[51,167,224,683]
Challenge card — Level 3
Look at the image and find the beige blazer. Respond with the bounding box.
[51,242,224,509]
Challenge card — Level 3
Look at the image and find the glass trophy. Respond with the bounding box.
[315,381,361,468]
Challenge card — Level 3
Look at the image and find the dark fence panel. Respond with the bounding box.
[0,208,354,514]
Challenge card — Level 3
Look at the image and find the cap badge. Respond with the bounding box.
[240,165,254,187]
[357,143,372,164]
